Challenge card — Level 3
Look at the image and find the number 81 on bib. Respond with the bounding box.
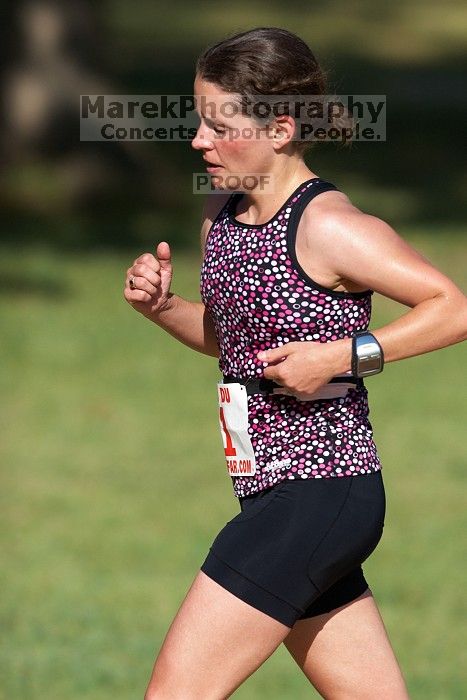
[217,382,257,476]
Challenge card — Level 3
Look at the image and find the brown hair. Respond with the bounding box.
[196,27,350,154]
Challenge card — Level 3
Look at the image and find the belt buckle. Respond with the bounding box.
[271,385,293,397]
[245,376,262,396]
[246,376,270,396]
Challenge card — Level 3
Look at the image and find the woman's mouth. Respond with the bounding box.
[204,159,224,173]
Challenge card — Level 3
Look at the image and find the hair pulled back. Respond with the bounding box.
[196,27,346,153]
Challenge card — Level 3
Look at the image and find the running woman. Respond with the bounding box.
[124,27,467,700]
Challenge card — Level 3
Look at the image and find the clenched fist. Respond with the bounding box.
[124,241,173,318]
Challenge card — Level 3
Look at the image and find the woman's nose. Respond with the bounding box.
[191,125,213,150]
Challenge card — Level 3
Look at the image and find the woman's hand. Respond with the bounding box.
[124,241,174,318]
[257,340,351,399]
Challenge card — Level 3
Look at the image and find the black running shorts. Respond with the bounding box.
[200,471,386,627]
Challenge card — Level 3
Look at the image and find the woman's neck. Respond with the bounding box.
[234,163,318,225]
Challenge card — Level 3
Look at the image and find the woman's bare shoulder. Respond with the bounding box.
[300,188,394,248]
[302,188,363,227]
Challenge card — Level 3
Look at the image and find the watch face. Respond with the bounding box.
[360,354,382,373]
[356,337,383,376]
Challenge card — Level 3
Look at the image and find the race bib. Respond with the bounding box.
[217,382,257,476]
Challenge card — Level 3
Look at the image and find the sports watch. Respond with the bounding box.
[351,331,384,377]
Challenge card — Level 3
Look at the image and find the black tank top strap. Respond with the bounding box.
[213,192,238,225]
[286,179,370,300]
[227,177,338,224]
[226,192,243,217]
[288,178,340,232]
[287,179,340,258]
[205,192,239,243]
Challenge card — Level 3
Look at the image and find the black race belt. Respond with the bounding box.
[222,373,362,397]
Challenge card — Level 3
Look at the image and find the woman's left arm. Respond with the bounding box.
[258,207,467,392]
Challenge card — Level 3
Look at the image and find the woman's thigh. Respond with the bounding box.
[283,588,410,700]
[144,569,291,700]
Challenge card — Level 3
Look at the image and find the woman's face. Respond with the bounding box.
[192,75,277,186]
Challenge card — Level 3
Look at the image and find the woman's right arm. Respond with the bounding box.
[123,193,230,358]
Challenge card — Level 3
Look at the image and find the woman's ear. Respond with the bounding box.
[271,115,296,150]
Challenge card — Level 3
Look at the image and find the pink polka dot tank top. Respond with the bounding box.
[200,177,383,498]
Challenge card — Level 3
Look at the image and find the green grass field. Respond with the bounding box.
[1,229,466,698]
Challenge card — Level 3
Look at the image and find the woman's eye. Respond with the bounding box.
[213,126,226,135]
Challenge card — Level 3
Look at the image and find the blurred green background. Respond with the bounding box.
[1,1,466,698]
[1,0,466,248]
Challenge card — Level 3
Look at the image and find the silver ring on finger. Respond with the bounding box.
[129,275,136,289]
